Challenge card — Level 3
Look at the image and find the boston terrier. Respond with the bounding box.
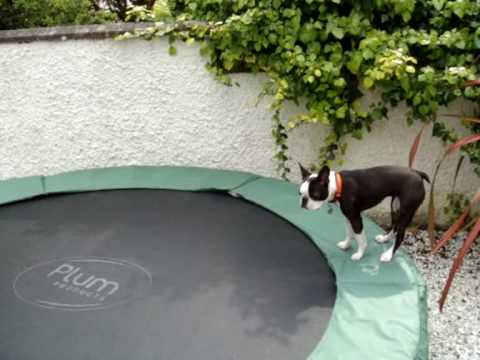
[299,164,429,262]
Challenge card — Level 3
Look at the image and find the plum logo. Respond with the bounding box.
[13,258,152,311]
[47,263,120,301]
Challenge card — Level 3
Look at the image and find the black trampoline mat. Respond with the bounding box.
[0,189,336,360]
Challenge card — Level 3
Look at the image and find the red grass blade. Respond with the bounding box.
[432,206,470,253]
[474,189,480,203]
[464,79,480,86]
[433,189,480,253]
[439,218,480,311]
[426,161,444,248]
[451,156,464,193]
[427,189,436,248]
[409,123,427,168]
[408,225,420,237]
[461,117,480,124]
[445,134,480,156]
[441,113,480,124]
[441,113,464,118]
[461,217,479,233]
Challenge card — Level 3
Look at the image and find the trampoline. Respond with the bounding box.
[0,166,427,360]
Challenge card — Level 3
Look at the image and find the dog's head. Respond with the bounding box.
[298,164,332,210]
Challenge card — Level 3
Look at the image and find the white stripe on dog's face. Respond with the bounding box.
[300,174,324,210]
[300,174,316,196]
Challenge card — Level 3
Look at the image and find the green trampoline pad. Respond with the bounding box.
[0,166,427,360]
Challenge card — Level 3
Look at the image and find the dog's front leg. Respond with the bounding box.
[352,232,368,261]
[337,220,353,250]
[349,215,368,261]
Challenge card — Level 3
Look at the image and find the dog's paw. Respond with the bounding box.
[351,252,364,261]
[337,240,351,250]
[380,250,393,262]
[375,234,390,243]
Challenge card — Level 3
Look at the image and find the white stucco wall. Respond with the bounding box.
[0,36,477,224]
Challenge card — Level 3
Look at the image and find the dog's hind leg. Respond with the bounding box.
[380,195,422,262]
[381,217,409,262]
[375,230,395,244]
[375,197,399,244]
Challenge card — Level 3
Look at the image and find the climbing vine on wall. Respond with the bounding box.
[120,0,480,179]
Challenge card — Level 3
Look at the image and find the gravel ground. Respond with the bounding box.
[402,231,480,360]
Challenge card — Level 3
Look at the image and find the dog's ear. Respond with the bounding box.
[299,163,311,180]
[318,165,330,183]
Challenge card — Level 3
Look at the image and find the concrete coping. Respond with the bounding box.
[0,22,205,44]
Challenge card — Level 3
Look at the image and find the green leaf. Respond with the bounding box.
[474,28,480,49]
[363,77,374,89]
[299,26,318,44]
[352,129,363,139]
[331,27,344,40]
[400,76,411,92]
[405,65,416,73]
[224,60,234,70]
[335,105,347,119]
[334,78,346,87]
[347,53,363,73]
[456,40,466,49]
[168,46,177,56]
[268,33,278,43]
[371,107,386,120]
[432,0,446,11]
[199,41,210,56]
[296,54,306,63]
[419,105,430,116]
[362,49,374,60]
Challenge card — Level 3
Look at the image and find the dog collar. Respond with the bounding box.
[333,172,343,201]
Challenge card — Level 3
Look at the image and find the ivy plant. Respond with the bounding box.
[127,0,480,179]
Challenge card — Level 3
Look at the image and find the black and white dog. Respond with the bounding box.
[299,164,429,262]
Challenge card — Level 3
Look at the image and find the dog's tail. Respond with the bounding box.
[415,170,430,183]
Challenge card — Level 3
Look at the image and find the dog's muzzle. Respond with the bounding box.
[301,197,308,209]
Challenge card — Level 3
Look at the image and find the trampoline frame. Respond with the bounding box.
[0,166,428,360]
